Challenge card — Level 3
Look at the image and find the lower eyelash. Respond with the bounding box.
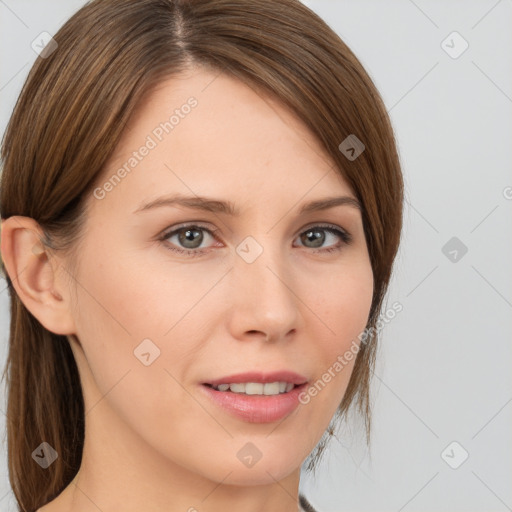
[160,224,352,257]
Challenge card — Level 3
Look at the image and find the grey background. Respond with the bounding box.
[1,1,511,511]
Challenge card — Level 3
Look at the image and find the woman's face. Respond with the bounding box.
[65,66,374,485]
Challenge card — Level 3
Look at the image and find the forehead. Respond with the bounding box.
[89,66,355,217]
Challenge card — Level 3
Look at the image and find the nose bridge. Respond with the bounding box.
[230,233,299,339]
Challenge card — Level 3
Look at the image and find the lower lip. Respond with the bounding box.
[200,383,307,423]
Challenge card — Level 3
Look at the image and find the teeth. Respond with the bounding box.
[263,382,280,395]
[212,381,297,395]
[246,383,263,395]
[230,383,246,393]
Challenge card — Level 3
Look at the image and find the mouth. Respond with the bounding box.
[202,381,300,396]
[201,371,308,397]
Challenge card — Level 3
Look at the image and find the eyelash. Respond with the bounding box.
[158,222,353,258]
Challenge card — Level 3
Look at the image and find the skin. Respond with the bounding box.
[1,66,374,512]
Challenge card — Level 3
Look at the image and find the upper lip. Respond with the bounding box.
[203,371,308,387]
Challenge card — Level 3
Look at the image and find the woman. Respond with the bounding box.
[0,1,404,511]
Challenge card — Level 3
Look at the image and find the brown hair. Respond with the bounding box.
[0,0,403,510]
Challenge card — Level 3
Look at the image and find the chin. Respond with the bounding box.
[218,462,300,487]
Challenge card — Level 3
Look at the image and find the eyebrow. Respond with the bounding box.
[133,193,362,215]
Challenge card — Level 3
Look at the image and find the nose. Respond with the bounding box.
[226,239,301,343]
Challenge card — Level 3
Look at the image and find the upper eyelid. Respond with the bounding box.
[160,222,219,237]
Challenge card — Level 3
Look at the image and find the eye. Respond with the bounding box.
[158,223,352,257]
[159,223,219,257]
[294,224,352,253]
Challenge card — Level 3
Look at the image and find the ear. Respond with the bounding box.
[1,216,76,335]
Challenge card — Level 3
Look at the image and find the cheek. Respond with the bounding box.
[70,251,207,441]
[76,245,211,340]
[317,258,374,345]
[69,244,166,395]
[70,244,225,399]
[308,258,373,394]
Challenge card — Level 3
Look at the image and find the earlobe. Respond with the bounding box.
[0,216,76,335]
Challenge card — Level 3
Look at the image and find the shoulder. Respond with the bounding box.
[299,493,319,512]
